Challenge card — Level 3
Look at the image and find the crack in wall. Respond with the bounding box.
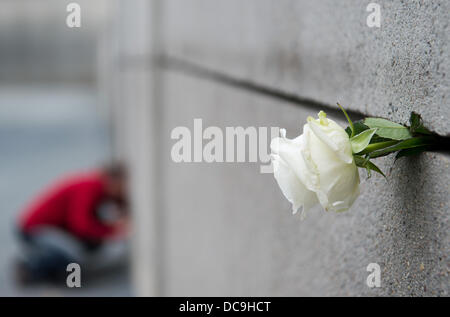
[157,55,366,122]
[117,54,450,154]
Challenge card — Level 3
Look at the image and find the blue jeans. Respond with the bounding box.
[18,227,84,281]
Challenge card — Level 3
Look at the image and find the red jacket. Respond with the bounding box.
[19,171,116,241]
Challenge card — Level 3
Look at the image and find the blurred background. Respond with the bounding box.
[0,0,448,297]
[0,0,130,296]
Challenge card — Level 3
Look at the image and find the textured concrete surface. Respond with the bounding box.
[163,0,450,135]
[158,71,449,296]
[0,85,131,296]
[110,0,449,296]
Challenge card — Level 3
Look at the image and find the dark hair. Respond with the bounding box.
[102,162,127,180]
[102,162,128,207]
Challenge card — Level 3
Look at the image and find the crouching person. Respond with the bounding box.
[15,163,129,284]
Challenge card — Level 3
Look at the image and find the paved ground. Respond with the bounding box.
[0,84,132,296]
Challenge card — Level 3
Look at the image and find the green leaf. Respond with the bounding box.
[354,155,366,168]
[345,121,367,137]
[358,140,400,155]
[409,112,421,132]
[409,112,432,135]
[370,134,392,144]
[345,127,352,137]
[346,121,392,144]
[337,103,354,137]
[369,136,435,158]
[366,160,386,178]
[354,155,386,178]
[365,165,372,178]
[364,117,412,140]
[350,128,378,153]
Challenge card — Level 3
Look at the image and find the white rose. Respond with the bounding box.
[270,111,360,217]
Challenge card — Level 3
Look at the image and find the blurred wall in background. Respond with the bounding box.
[0,0,111,83]
[106,0,449,296]
[0,0,132,296]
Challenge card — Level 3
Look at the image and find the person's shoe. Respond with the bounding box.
[13,259,35,286]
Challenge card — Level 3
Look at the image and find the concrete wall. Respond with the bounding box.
[0,0,111,82]
[163,0,450,136]
[109,0,162,296]
[110,0,449,296]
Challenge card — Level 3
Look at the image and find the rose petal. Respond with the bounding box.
[307,119,353,164]
[272,153,318,216]
[306,126,360,211]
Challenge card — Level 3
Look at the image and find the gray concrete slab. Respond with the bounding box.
[159,71,448,296]
[110,0,449,296]
[163,0,450,135]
